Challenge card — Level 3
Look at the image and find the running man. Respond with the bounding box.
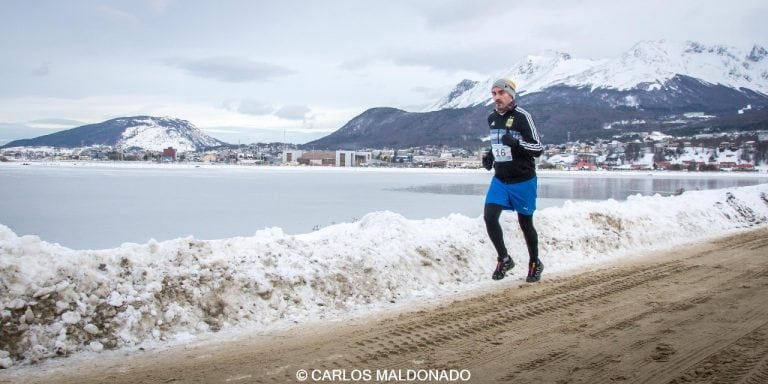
[481,78,544,282]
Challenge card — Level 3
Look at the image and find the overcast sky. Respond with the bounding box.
[1,0,766,145]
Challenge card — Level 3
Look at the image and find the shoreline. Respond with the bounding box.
[2,159,767,178]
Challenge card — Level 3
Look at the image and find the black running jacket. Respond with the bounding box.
[486,106,543,184]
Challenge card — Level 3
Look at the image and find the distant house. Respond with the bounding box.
[654,161,672,170]
[682,160,707,170]
[734,163,756,171]
[298,150,336,166]
[574,159,596,170]
[201,153,218,163]
[544,153,575,169]
[282,149,303,164]
[162,147,176,162]
[604,153,625,167]
[718,161,737,170]
[336,151,372,167]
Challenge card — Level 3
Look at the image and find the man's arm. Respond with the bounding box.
[517,108,543,157]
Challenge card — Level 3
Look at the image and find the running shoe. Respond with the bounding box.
[492,255,514,280]
[526,260,544,283]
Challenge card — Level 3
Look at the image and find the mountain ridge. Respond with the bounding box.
[2,116,225,151]
[306,39,768,149]
[425,40,767,111]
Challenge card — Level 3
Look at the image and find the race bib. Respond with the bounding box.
[491,143,513,162]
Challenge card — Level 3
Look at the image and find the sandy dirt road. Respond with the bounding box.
[3,227,768,384]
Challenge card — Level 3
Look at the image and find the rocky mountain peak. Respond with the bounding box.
[747,45,767,62]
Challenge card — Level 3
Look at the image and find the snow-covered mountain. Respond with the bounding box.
[2,116,226,151]
[425,40,768,111]
[311,40,768,149]
[114,116,224,151]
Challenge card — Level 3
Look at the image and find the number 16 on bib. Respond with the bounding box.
[492,143,513,162]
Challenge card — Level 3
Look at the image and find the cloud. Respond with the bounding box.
[236,99,274,116]
[274,105,311,121]
[31,62,51,77]
[408,0,499,28]
[167,56,296,83]
[201,127,241,134]
[0,122,35,146]
[95,4,142,25]
[26,118,87,129]
[339,56,377,71]
[145,0,176,14]
[221,99,275,116]
[388,47,501,73]
[0,119,87,146]
[340,45,504,74]
[202,126,331,145]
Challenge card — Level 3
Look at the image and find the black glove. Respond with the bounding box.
[481,150,494,171]
[501,133,520,149]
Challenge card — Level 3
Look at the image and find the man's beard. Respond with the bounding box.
[495,100,514,113]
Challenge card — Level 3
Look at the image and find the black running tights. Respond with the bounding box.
[483,203,539,263]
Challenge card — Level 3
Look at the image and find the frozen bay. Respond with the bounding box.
[0,162,766,250]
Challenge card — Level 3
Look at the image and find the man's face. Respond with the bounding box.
[491,87,514,111]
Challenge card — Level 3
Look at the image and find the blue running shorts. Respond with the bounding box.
[484,176,538,215]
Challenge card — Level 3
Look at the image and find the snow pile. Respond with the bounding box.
[1,184,767,367]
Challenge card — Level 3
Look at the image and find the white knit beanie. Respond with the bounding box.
[492,78,517,99]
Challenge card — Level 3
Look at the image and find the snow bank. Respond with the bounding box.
[1,184,767,367]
